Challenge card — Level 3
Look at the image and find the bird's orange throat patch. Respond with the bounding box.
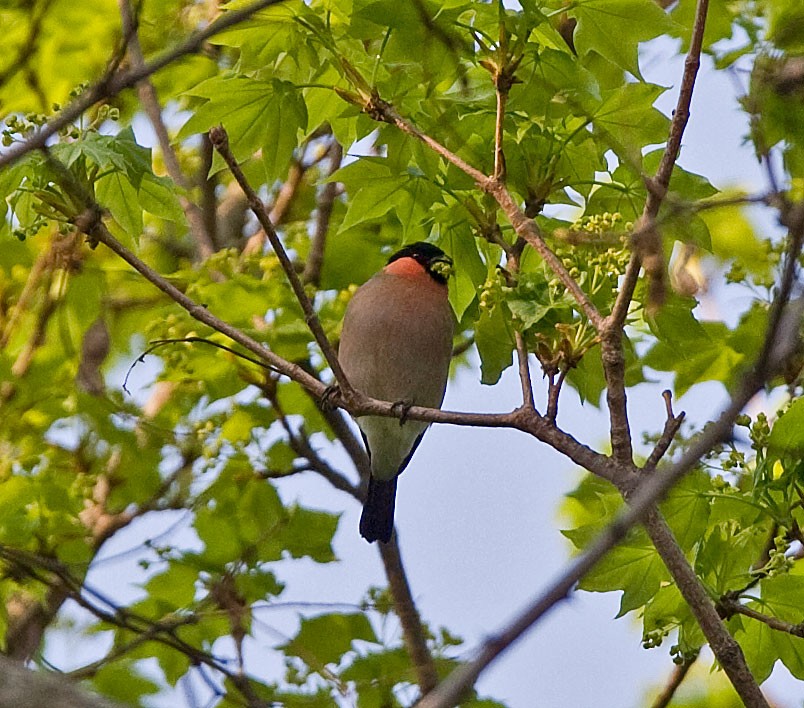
[383,256,427,278]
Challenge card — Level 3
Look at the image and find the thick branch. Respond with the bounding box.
[642,510,768,707]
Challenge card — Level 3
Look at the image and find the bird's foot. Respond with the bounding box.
[391,399,413,426]
[320,383,341,411]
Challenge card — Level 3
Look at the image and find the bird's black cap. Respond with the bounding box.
[387,242,452,283]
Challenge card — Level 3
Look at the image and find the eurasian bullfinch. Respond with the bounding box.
[339,242,454,543]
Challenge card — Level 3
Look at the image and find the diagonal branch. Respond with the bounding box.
[363,96,605,331]
[650,655,698,708]
[608,0,711,329]
[0,0,289,170]
[209,126,354,396]
[418,197,804,708]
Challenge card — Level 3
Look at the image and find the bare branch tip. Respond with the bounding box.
[208,125,228,149]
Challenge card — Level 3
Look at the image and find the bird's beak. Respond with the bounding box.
[431,255,454,280]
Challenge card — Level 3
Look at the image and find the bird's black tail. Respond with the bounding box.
[359,476,397,543]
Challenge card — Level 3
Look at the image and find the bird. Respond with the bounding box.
[338,241,454,543]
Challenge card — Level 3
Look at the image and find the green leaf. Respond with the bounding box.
[333,158,442,237]
[660,469,711,550]
[769,398,804,458]
[567,347,607,406]
[144,563,199,608]
[697,524,766,595]
[95,170,143,239]
[643,296,746,396]
[704,201,773,283]
[138,173,185,223]
[180,76,307,182]
[276,505,339,563]
[221,408,259,444]
[474,306,514,385]
[283,613,377,666]
[570,0,676,78]
[736,611,777,683]
[579,537,668,616]
[91,660,161,704]
[592,83,670,161]
[439,223,484,321]
[195,507,243,567]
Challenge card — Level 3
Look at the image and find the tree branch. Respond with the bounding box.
[608,0,710,328]
[303,139,342,286]
[650,655,697,708]
[644,390,685,472]
[416,196,804,706]
[362,96,605,331]
[718,596,804,638]
[379,540,440,695]
[0,0,289,170]
[601,0,710,468]
[209,126,353,396]
[507,242,535,410]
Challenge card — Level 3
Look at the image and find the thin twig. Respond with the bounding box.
[650,655,698,708]
[303,139,342,285]
[644,390,686,472]
[719,597,804,638]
